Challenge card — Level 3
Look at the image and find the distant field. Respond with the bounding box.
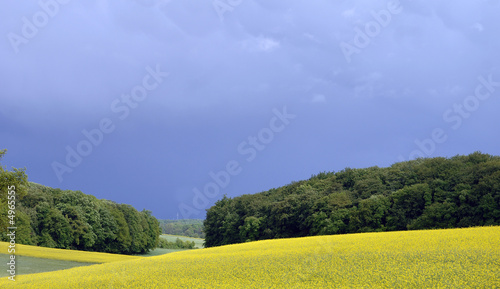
[137,248,189,257]
[160,234,204,248]
[0,238,192,276]
[0,255,95,277]
[2,226,498,288]
[0,241,142,278]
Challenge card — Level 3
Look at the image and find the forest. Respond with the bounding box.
[157,237,196,249]
[204,152,500,247]
[0,150,160,254]
[158,219,204,238]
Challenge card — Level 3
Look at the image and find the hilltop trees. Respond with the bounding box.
[16,183,161,254]
[0,149,160,254]
[204,152,500,247]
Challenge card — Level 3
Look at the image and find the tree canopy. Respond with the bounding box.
[158,219,204,238]
[0,149,160,254]
[204,152,500,247]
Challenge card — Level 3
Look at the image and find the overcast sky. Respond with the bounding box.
[1,0,499,219]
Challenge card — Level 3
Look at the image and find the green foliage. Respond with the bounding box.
[204,152,500,247]
[143,210,161,251]
[158,219,204,238]
[22,186,160,254]
[159,234,204,249]
[157,237,195,249]
[0,149,29,240]
[239,216,262,242]
[386,183,430,230]
[0,149,161,255]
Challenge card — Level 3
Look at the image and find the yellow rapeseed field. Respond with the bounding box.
[0,242,141,263]
[1,226,499,288]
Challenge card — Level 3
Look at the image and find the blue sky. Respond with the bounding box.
[1,0,499,219]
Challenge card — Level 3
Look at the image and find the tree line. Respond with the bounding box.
[0,149,160,254]
[204,152,500,247]
[157,237,196,249]
[158,219,204,238]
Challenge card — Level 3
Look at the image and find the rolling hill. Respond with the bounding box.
[1,226,498,288]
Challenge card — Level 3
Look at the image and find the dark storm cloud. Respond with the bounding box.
[1,0,499,218]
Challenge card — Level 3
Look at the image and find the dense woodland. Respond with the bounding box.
[0,150,160,254]
[204,152,500,247]
[157,237,196,249]
[159,219,204,238]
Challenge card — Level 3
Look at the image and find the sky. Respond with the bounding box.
[1,0,500,220]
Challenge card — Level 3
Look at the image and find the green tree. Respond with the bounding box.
[142,210,161,251]
[105,202,131,253]
[119,204,147,254]
[204,196,238,247]
[36,206,73,248]
[349,195,389,232]
[387,184,430,230]
[0,149,28,241]
[409,202,458,229]
[94,204,118,252]
[203,152,500,247]
[239,216,262,242]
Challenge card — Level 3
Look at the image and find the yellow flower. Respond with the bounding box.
[0,226,498,288]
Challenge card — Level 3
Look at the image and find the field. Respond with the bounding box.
[1,226,499,288]
[0,242,142,263]
[137,248,189,257]
[0,236,199,275]
[0,256,95,277]
[0,241,142,277]
[138,234,204,256]
[160,234,205,248]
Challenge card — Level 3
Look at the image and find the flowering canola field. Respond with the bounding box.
[1,226,499,288]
